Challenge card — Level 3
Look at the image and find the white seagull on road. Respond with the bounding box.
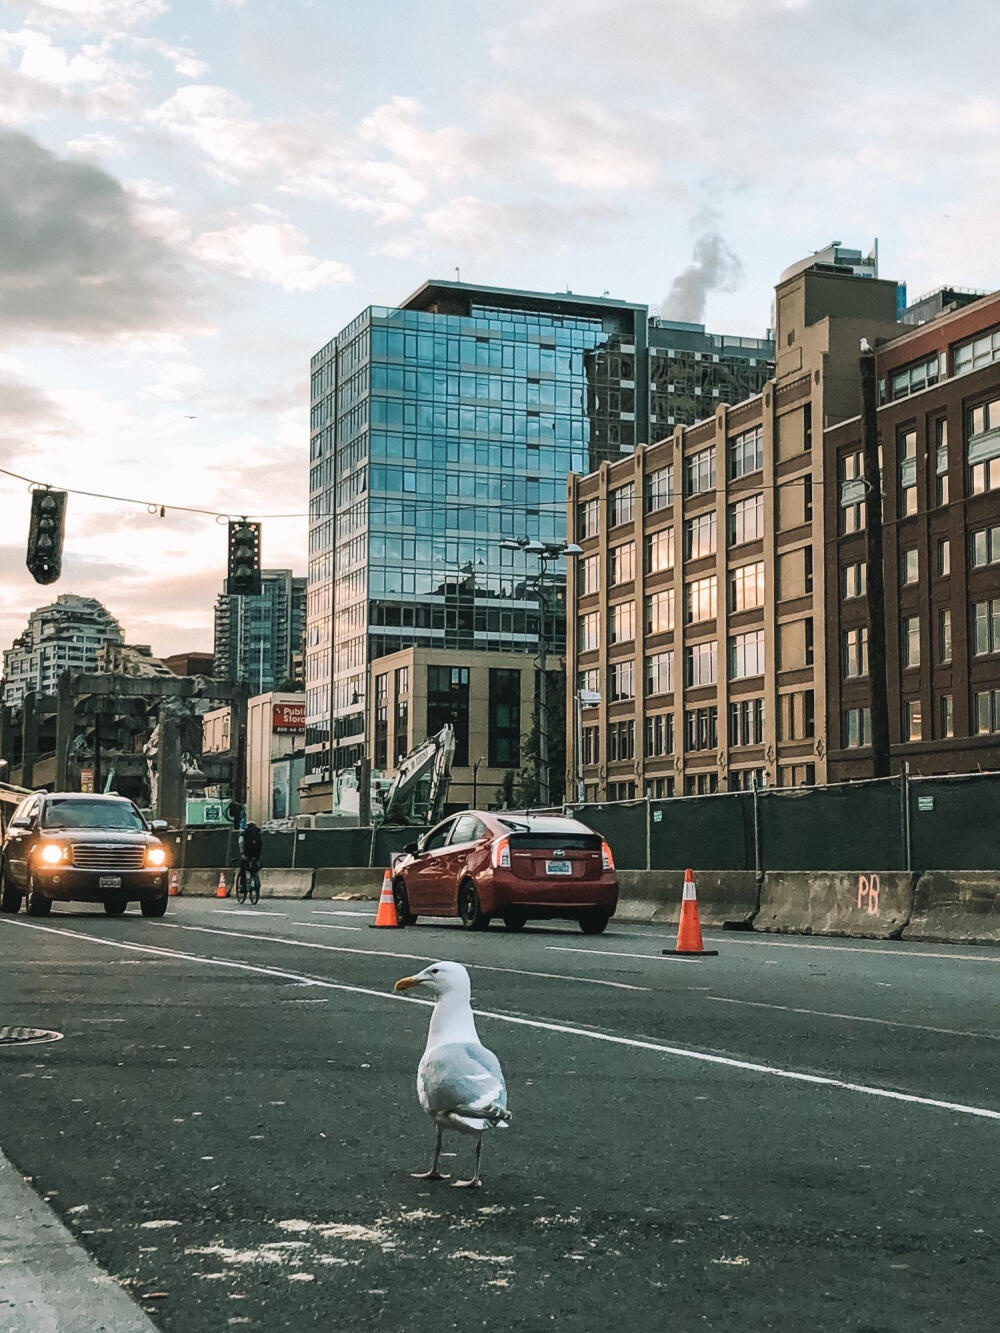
[394,961,511,1188]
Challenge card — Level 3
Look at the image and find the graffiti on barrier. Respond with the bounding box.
[857,873,880,915]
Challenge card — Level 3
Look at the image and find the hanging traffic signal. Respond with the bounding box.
[227,519,262,596]
[26,488,67,585]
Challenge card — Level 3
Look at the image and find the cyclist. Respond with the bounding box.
[237,820,263,904]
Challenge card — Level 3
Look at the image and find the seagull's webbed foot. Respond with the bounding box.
[451,1137,483,1188]
[411,1168,450,1181]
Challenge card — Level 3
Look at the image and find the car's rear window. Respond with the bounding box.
[507,833,602,850]
[41,799,145,831]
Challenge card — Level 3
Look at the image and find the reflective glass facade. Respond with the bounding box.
[307,282,647,770]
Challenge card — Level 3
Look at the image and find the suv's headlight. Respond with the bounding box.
[145,846,167,867]
[38,843,67,865]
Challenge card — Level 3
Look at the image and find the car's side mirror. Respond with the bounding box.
[150,820,168,832]
[8,817,31,830]
[403,841,418,854]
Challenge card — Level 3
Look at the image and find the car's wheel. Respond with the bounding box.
[579,909,610,935]
[26,880,51,917]
[458,882,491,931]
[104,896,127,916]
[392,878,416,927]
[140,895,168,918]
[0,860,22,914]
[503,910,527,932]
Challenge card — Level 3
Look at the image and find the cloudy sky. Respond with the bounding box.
[1,0,998,657]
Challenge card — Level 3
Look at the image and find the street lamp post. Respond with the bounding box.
[499,537,582,806]
[575,688,602,803]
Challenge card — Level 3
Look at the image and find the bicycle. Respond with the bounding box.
[235,856,261,905]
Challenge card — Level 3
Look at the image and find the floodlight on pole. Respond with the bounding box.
[575,688,601,802]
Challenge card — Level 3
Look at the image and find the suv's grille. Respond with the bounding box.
[71,844,146,871]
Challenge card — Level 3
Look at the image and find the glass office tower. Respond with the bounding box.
[306,282,648,775]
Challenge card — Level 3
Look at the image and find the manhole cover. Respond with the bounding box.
[0,1026,64,1046]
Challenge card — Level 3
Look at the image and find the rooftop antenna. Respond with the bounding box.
[455,266,461,282]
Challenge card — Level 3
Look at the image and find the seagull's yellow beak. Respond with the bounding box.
[394,975,421,993]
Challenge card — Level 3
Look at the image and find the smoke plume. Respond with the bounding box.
[660,231,744,323]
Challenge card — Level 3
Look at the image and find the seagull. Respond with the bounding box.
[394,961,511,1188]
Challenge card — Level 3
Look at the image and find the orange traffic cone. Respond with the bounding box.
[216,871,229,899]
[662,868,718,957]
[168,871,180,897]
[369,869,399,928]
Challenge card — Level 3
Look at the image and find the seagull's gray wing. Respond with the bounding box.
[418,1041,509,1121]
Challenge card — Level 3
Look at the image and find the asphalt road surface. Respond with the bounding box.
[1,898,998,1332]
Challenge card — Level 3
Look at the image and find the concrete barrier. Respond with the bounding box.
[177,868,232,897]
[176,867,314,899]
[757,871,915,939]
[614,870,758,927]
[903,872,1000,944]
[312,867,386,900]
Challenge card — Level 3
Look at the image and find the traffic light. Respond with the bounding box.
[26,488,67,585]
[227,520,262,596]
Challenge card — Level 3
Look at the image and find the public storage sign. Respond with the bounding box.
[273,702,306,733]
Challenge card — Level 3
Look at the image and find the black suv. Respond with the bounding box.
[1,793,171,918]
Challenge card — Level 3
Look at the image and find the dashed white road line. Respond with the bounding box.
[3,917,997,1122]
[547,945,702,964]
[312,909,374,919]
[213,909,288,917]
[299,922,363,933]
[706,995,1000,1041]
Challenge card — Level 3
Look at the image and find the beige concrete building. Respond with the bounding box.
[567,262,905,800]
[367,647,535,812]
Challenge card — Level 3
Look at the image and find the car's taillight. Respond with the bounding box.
[601,840,615,871]
[491,836,510,869]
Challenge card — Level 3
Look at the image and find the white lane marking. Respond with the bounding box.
[161,922,647,992]
[547,946,701,964]
[312,910,374,919]
[299,923,363,933]
[550,940,1000,966]
[706,996,1000,1041]
[214,910,287,917]
[3,917,997,1122]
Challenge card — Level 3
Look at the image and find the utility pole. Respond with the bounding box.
[859,342,891,778]
[534,565,550,807]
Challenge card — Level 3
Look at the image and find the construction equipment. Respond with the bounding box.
[324,725,455,828]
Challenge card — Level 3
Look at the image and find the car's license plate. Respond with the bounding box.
[546,860,571,875]
[99,876,122,889]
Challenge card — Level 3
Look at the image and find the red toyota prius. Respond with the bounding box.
[390,810,618,933]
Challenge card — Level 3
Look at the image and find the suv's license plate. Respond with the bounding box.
[99,876,122,889]
[546,860,571,875]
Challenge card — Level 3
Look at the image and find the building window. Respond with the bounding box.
[729,630,765,680]
[903,699,922,742]
[729,697,765,746]
[581,725,600,765]
[898,429,917,517]
[608,659,635,701]
[645,527,674,573]
[971,523,1000,568]
[608,780,637,801]
[954,327,1000,376]
[374,672,389,770]
[645,587,675,635]
[938,607,952,663]
[842,706,872,748]
[936,538,950,577]
[646,466,674,513]
[842,562,867,600]
[488,668,521,768]
[645,650,675,697]
[607,718,635,761]
[939,694,954,739]
[578,612,599,653]
[730,561,764,612]
[394,667,409,763]
[935,419,949,505]
[889,355,942,401]
[645,776,675,798]
[427,665,469,766]
[777,763,816,788]
[843,626,869,679]
[684,447,716,496]
[730,767,767,790]
[685,511,717,560]
[608,482,635,528]
[968,396,1000,494]
[684,706,718,752]
[685,575,717,624]
[728,426,763,479]
[609,541,635,585]
[608,600,635,644]
[645,712,674,757]
[902,615,921,669]
[778,689,814,741]
[972,598,1000,655]
[840,450,866,534]
[684,772,719,795]
[974,689,1000,735]
[578,667,600,695]
[728,493,763,546]
[578,498,599,540]
[901,547,919,584]
[579,555,599,595]
[684,640,717,687]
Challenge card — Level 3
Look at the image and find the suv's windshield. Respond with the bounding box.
[41,799,146,832]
